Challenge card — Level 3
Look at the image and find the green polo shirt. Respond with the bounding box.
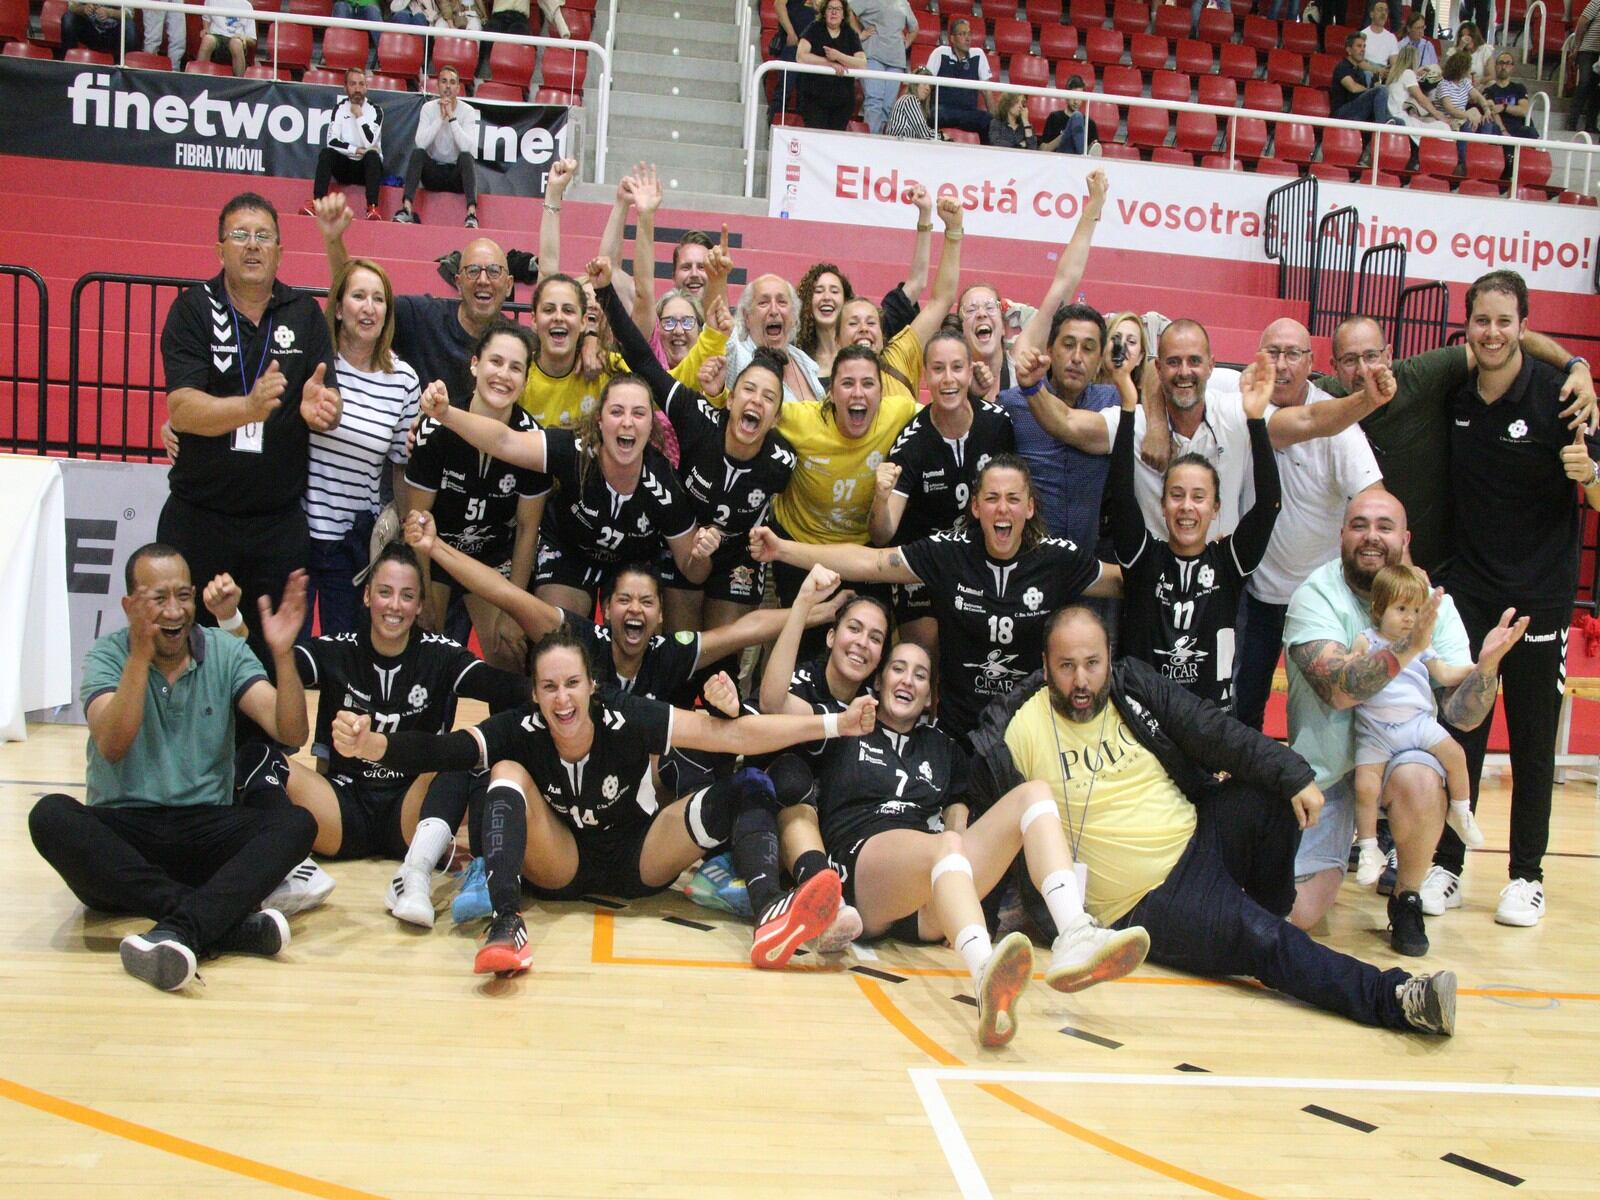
[80,626,267,808]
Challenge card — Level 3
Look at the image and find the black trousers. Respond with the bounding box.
[1114,779,1412,1030]
[313,149,382,207]
[403,149,478,205]
[800,89,856,131]
[1441,595,1566,882]
[29,795,316,953]
[157,494,309,674]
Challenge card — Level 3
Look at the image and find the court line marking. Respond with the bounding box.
[907,1068,1600,1200]
[0,1075,389,1199]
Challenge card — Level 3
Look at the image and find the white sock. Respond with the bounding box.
[1040,867,1085,932]
[404,817,453,873]
[1448,799,1472,820]
[1357,836,1379,853]
[954,924,992,985]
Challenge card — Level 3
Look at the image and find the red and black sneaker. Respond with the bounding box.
[473,911,532,976]
[750,870,841,970]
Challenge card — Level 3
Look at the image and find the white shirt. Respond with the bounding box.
[1355,628,1439,724]
[415,97,479,164]
[1245,382,1382,605]
[1364,27,1400,68]
[206,0,256,39]
[1100,389,1277,542]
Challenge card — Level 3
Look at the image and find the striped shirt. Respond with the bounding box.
[885,93,936,139]
[1582,0,1600,54]
[305,352,421,540]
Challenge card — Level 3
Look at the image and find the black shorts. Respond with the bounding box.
[524,818,666,902]
[431,552,512,601]
[330,776,414,861]
[659,540,768,606]
[826,818,935,907]
[892,580,933,624]
[827,826,940,944]
[533,532,612,596]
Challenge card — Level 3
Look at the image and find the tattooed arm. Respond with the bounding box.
[1287,637,1409,711]
[1439,607,1531,731]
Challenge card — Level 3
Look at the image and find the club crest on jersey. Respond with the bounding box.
[636,513,652,533]
[865,451,883,470]
[601,774,620,800]
[498,473,517,494]
[1022,586,1043,612]
[1507,419,1528,440]
[1156,636,1208,684]
[730,564,755,596]
[272,325,296,351]
[408,684,429,708]
[1197,564,1215,589]
[747,488,766,507]
[918,760,933,783]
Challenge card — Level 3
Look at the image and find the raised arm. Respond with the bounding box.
[84,595,162,762]
[627,164,664,338]
[1106,361,1151,568]
[672,692,876,756]
[313,192,356,281]
[593,265,679,412]
[405,509,563,640]
[867,460,907,546]
[1521,329,1597,424]
[1438,607,1529,731]
[1267,363,1396,450]
[538,157,577,281]
[900,185,935,303]
[234,571,312,748]
[759,565,841,715]
[1014,169,1108,360]
[1229,351,1282,574]
[905,195,966,347]
[698,583,851,667]
[416,379,547,469]
[748,525,920,584]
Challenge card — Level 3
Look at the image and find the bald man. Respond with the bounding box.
[1232,318,1386,732]
[316,193,512,404]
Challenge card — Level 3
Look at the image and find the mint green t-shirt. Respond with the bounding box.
[1282,557,1470,788]
[80,626,267,808]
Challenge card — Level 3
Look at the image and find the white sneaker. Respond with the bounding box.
[813,902,863,954]
[1417,865,1463,916]
[386,866,436,929]
[1447,802,1486,849]
[1045,912,1150,993]
[1355,844,1386,887]
[1494,878,1545,927]
[264,858,336,916]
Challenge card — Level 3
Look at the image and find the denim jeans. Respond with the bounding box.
[1117,778,1413,1030]
[862,58,900,134]
[332,0,384,50]
[1233,590,1289,732]
[301,510,376,642]
[1332,86,1395,126]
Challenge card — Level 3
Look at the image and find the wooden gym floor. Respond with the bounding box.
[3,704,1597,1200]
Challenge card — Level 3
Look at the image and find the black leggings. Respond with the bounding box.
[29,795,316,954]
[314,149,382,207]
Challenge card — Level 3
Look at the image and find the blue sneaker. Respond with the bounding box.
[683,852,752,918]
[451,857,491,925]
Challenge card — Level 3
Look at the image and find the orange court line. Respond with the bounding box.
[589,910,1600,1001]
[854,977,1263,1200]
[0,1076,389,1200]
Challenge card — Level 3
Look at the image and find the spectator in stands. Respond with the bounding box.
[926,17,991,143]
[196,0,256,76]
[1098,311,1149,387]
[1435,49,1504,137]
[484,0,531,36]
[853,0,918,135]
[1398,11,1439,68]
[885,67,940,139]
[158,193,341,669]
[435,0,485,32]
[1191,0,1232,39]
[61,2,135,57]
[388,0,438,28]
[989,90,1039,150]
[1040,77,1100,155]
[797,0,867,131]
[1232,318,1384,735]
[1362,2,1401,74]
[394,65,481,229]
[28,546,318,993]
[1269,0,1301,22]
[775,0,818,66]
[1455,20,1494,85]
[142,3,184,69]
[1484,51,1537,138]
[1331,32,1397,128]
[331,0,383,59]
[1575,0,1600,134]
[538,0,570,37]
[1386,49,1451,156]
[311,68,385,222]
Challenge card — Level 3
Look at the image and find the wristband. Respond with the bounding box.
[218,609,244,632]
[1564,356,1590,374]
[543,202,562,213]
[821,712,840,739]
[1589,460,1599,488]
[916,221,933,232]
[1019,378,1044,397]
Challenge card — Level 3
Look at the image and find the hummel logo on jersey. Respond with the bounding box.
[601,707,628,731]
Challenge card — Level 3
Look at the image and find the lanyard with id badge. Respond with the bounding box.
[1049,695,1109,905]
[230,303,274,455]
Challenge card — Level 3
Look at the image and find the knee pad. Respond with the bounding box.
[930,852,973,886]
[765,753,817,809]
[733,766,780,815]
[683,776,742,851]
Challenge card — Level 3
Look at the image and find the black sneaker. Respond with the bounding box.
[1396,970,1456,1035]
[393,208,419,224]
[474,910,532,975]
[212,909,290,958]
[1376,846,1399,896]
[1387,890,1429,957]
[120,927,198,991]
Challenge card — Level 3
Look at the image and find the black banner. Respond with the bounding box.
[0,57,569,196]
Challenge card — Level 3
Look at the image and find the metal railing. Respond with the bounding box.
[1263,174,1317,311]
[1354,240,1409,344]
[1522,0,1549,76]
[0,265,48,456]
[107,0,612,181]
[1394,279,1450,358]
[1311,205,1359,337]
[741,58,1600,203]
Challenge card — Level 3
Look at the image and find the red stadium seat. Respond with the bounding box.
[1290,86,1330,117]
[1408,173,1451,191]
[1099,141,1141,159]
[1175,110,1218,152]
[1130,32,1168,70]
[1375,131,1411,174]
[1086,97,1119,138]
[1154,5,1190,41]
[1026,0,1064,27]
[541,46,587,92]
[186,60,232,76]
[1464,141,1503,182]
[1175,38,1213,76]
[431,36,479,80]
[1558,190,1599,205]
[377,32,424,80]
[1009,52,1050,87]
[1219,44,1258,80]
[1201,153,1243,170]
[1265,49,1306,85]
[1197,8,1233,44]
[1457,179,1502,196]
[1127,105,1169,147]
[1102,63,1141,96]
[3,40,51,58]
[369,73,409,92]
[488,41,536,89]
[1242,15,1279,50]
[1273,121,1315,162]
[302,67,345,86]
[565,10,592,40]
[1416,137,1458,176]
[475,80,524,101]
[287,0,332,14]
[123,50,172,69]
[321,26,368,71]
[1310,162,1353,182]
[1320,125,1362,167]
[1325,22,1356,51]
[993,18,1032,61]
[1085,27,1123,65]
[1255,158,1302,176]
[244,63,292,79]
[1113,0,1148,35]
[266,22,312,72]
[1519,148,1553,190]
[1039,24,1079,61]
[1068,0,1108,30]
[1197,74,1236,106]
[0,0,27,43]
[1028,93,1068,133]
[1151,69,1192,102]
[1282,20,1319,54]
[1516,186,1548,201]
[1242,80,1283,111]
[1307,52,1339,89]
[1230,115,1269,158]
[64,47,113,64]
[534,88,580,106]
[1056,60,1096,89]
[1153,146,1195,165]
[36,0,65,47]
[913,9,939,45]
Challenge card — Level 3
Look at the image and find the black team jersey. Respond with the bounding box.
[405,406,551,564]
[887,400,1016,543]
[813,721,968,852]
[540,428,696,567]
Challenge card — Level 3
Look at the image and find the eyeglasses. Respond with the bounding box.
[961,300,1001,317]
[1334,349,1389,368]
[460,264,507,280]
[1263,347,1310,364]
[224,230,278,245]
[659,316,699,332]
